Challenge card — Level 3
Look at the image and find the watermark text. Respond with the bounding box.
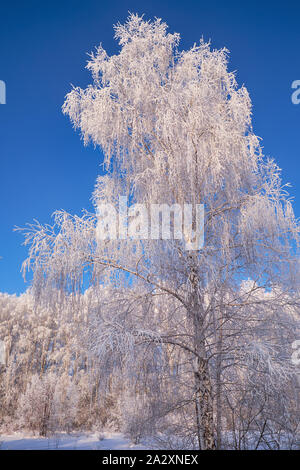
[291,80,300,105]
[96,197,204,251]
[0,80,6,104]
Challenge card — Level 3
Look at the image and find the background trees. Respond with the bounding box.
[0,291,108,435]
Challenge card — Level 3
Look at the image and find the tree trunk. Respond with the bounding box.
[215,308,223,449]
[193,356,215,449]
[188,262,215,450]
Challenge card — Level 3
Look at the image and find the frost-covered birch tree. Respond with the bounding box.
[20,14,300,449]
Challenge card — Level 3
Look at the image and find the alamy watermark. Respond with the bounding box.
[291,340,300,366]
[291,80,300,105]
[0,340,5,365]
[96,197,204,251]
[0,80,6,104]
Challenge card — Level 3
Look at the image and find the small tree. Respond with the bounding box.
[18,373,57,436]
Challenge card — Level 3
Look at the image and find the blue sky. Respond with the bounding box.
[0,0,300,294]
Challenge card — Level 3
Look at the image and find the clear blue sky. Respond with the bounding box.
[0,0,300,294]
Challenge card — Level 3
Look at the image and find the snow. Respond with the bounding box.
[0,432,149,450]
[1,431,297,450]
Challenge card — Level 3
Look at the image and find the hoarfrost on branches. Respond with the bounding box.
[13,14,300,449]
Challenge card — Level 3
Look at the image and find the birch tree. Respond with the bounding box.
[20,14,300,449]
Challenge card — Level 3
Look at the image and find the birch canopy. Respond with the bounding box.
[49,14,297,294]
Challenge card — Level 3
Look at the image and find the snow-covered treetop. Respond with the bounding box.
[63,13,259,208]
[19,14,299,306]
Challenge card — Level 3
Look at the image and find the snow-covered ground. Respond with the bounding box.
[1,431,298,450]
[0,432,150,450]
